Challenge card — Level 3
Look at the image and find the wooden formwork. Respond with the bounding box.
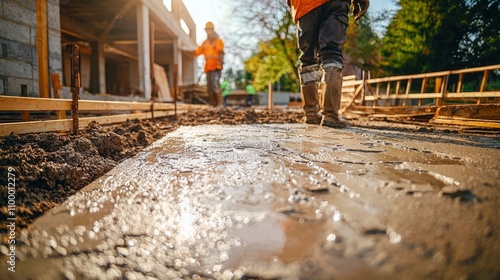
[0,96,208,136]
[342,64,500,128]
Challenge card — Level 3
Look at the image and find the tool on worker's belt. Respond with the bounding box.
[352,0,370,21]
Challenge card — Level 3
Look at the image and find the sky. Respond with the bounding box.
[177,0,399,73]
[181,0,399,44]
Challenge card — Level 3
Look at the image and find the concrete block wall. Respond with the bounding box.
[0,0,62,97]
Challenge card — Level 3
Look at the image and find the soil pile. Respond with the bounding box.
[0,108,303,239]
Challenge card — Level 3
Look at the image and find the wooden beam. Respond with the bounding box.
[0,96,207,112]
[36,0,49,98]
[431,116,500,129]
[0,106,206,136]
[60,15,99,41]
[0,96,71,111]
[435,104,500,120]
[100,0,137,39]
[111,40,174,45]
[103,45,138,60]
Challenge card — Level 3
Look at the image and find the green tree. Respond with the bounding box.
[453,0,500,68]
[380,0,500,75]
[380,0,440,75]
[229,0,299,91]
[345,15,382,76]
[245,38,298,91]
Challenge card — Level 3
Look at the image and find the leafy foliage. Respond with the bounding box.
[380,0,500,75]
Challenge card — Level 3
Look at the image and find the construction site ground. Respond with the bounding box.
[0,108,499,279]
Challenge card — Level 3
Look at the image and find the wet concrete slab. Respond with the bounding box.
[2,124,500,279]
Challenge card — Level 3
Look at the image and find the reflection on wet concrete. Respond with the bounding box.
[2,124,499,279]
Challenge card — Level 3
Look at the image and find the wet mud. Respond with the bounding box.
[0,115,499,279]
[0,108,303,234]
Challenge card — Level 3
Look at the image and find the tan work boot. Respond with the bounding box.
[301,83,322,124]
[320,66,347,128]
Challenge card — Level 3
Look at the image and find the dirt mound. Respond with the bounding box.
[0,108,303,239]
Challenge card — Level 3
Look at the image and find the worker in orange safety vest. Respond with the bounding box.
[287,0,369,128]
[195,21,225,107]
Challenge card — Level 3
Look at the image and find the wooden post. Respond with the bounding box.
[150,21,156,100]
[36,0,49,98]
[51,73,66,119]
[403,78,412,106]
[21,85,29,121]
[174,63,178,117]
[70,44,81,135]
[268,82,273,111]
[478,70,489,105]
[418,77,428,106]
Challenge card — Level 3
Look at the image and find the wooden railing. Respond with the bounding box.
[345,64,500,108]
[341,64,500,128]
[0,96,208,136]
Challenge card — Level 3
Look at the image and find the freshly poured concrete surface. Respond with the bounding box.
[2,124,499,279]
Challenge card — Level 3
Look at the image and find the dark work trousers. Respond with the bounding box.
[206,70,221,107]
[296,0,349,70]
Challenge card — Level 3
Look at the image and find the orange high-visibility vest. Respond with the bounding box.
[288,0,329,22]
[195,38,224,72]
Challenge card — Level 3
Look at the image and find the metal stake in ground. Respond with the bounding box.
[70,44,81,135]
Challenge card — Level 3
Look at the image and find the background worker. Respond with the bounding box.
[288,0,369,128]
[245,80,256,107]
[195,21,225,107]
[220,78,231,107]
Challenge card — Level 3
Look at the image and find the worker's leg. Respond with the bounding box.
[206,71,216,107]
[318,0,349,128]
[206,70,222,107]
[297,9,322,124]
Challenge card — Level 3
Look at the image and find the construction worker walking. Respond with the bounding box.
[288,0,369,128]
[195,21,225,107]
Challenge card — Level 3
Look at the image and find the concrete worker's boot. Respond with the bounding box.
[300,65,322,124]
[320,65,347,128]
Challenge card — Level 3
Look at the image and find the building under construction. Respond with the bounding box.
[0,0,197,100]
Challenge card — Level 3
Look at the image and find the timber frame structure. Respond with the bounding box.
[59,0,197,99]
[341,64,500,129]
[0,0,197,100]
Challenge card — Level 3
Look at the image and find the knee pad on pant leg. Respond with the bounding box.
[300,64,322,85]
[322,64,343,83]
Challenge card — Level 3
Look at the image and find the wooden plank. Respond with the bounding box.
[79,100,152,111]
[36,0,49,98]
[342,80,363,87]
[364,93,441,101]
[369,113,436,119]
[435,104,500,120]
[0,111,174,136]
[0,96,71,111]
[0,119,72,135]
[0,96,154,111]
[431,116,500,129]
[349,105,437,114]
[153,64,172,101]
[446,91,500,98]
[450,64,500,74]
[366,71,451,84]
